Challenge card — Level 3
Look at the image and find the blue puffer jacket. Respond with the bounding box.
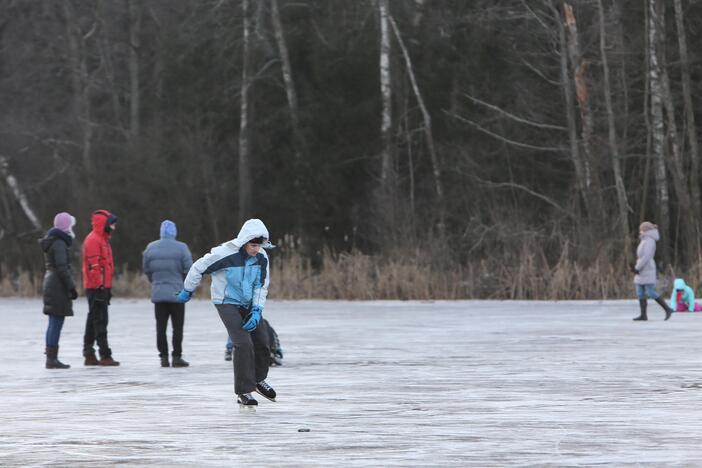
[143,221,194,303]
[670,278,695,312]
[184,219,270,308]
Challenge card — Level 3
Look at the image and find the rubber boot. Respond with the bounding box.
[161,356,170,367]
[46,347,70,369]
[654,297,673,321]
[633,299,648,321]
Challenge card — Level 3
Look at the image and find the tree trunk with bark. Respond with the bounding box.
[648,0,670,262]
[238,0,252,224]
[597,0,630,258]
[128,0,141,141]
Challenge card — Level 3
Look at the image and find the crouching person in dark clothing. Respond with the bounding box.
[177,219,275,407]
[40,212,79,369]
[143,220,193,367]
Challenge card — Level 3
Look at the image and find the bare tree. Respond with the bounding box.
[128,0,141,141]
[0,156,42,231]
[238,0,252,223]
[672,0,701,236]
[270,0,305,159]
[597,0,630,256]
[647,0,670,260]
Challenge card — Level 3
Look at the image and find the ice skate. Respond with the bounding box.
[237,393,258,406]
[255,380,276,401]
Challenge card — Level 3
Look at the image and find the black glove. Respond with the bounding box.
[69,288,78,300]
[94,286,107,302]
[631,265,639,274]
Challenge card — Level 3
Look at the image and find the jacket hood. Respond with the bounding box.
[160,220,177,239]
[641,228,660,242]
[40,228,72,251]
[227,219,270,250]
[674,278,687,290]
[91,210,116,236]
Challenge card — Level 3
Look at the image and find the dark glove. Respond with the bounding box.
[176,288,193,303]
[631,265,639,274]
[69,288,78,300]
[242,306,262,332]
[94,286,107,302]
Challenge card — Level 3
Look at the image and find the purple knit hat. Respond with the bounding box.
[53,212,76,238]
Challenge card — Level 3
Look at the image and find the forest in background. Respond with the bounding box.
[1,0,701,299]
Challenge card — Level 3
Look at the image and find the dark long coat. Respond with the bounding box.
[40,229,76,316]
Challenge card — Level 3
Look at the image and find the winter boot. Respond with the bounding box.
[255,380,277,401]
[98,356,120,366]
[172,356,190,368]
[654,297,674,321]
[84,352,100,366]
[237,393,258,406]
[45,347,70,369]
[633,299,648,321]
[224,350,232,361]
[161,356,170,367]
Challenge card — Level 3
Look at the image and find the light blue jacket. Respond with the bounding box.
[670,278,695,312]
[184,219,270,309]
[143,221,193,303]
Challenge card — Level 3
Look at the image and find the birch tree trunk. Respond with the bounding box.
[377,0,396,235]
[388,15,445,232]
[128,0,141,141]
[648,0,670,261]
[238,0,252,223]
[597,0,630,256]
[0,156,42,231]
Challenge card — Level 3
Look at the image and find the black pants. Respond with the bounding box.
[83,288,112,358]
[216,304,270,395]
[155,302,185,358]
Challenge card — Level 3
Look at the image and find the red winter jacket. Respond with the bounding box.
[82,210,116,289]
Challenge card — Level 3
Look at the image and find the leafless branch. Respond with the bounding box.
[462,93,567,131]
[443,110,566,152]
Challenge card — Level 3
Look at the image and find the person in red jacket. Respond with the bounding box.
[82,209,120,366]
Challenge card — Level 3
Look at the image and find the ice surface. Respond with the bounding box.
[1,298,702,466]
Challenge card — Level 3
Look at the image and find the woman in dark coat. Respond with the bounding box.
[40,212,79,369]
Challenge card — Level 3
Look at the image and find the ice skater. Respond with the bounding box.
[40,212,79,369]
[176,218,275,406]
[632,221,673,321]
[143,220,194,367]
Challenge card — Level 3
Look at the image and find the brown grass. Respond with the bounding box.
[0,247,690,300]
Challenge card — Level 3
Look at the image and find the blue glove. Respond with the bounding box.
[176,288,193,303]
[242,306,262,332]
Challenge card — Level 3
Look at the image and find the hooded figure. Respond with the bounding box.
[143,219,193,367]
[81,209,120,365]
[39,212,78,369]
[669,278,701,312]
[632,222,673,321]
[633,225,659,286]
[179,218,275,406]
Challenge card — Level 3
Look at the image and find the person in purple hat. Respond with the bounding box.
[39,212,79,369]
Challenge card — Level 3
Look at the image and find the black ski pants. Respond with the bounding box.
[155,302,185,358]
[83,288,112,358]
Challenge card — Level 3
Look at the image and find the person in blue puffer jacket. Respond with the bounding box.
[669,278,702,312]
[143,220,193,368]
[176,218,275,407]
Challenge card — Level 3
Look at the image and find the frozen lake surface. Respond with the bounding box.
[1,298,702,466]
